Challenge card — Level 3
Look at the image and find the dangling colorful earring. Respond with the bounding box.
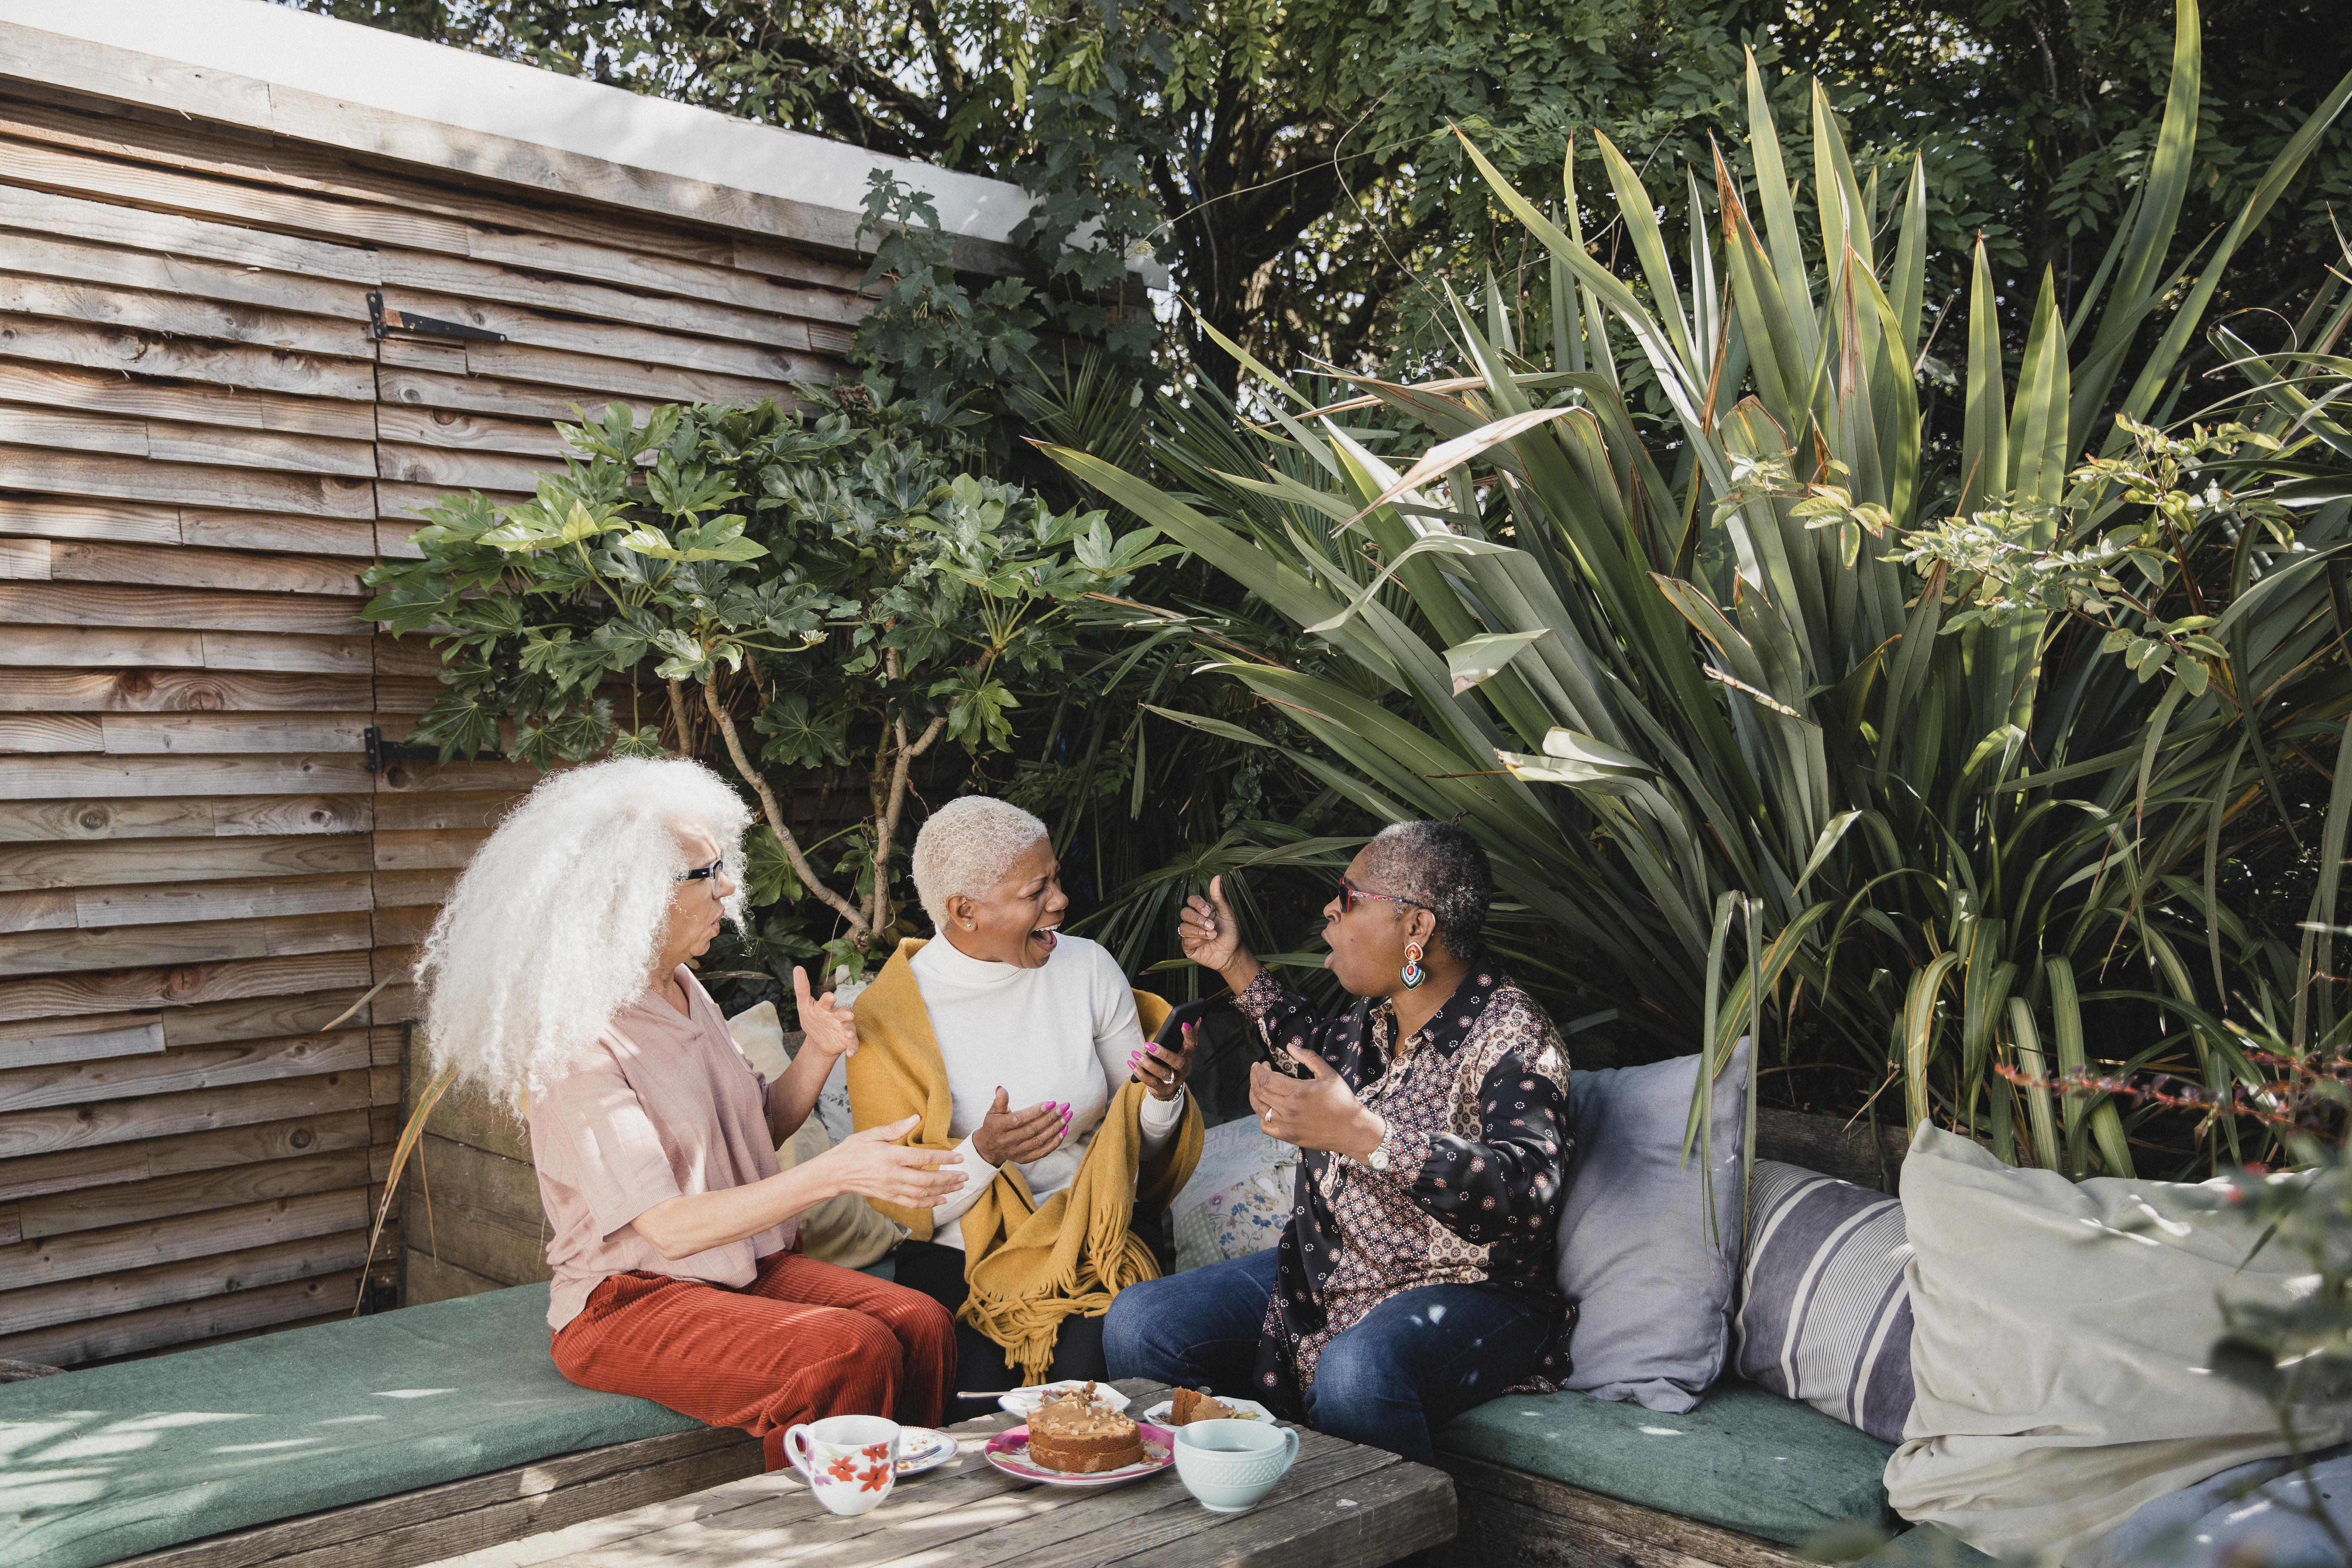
[1401,941,1425,989]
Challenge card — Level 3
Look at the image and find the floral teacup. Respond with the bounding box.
[782,1415,901,1516]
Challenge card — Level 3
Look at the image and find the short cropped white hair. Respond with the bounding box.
[415,756,750,1101]
[911,796,1050,930]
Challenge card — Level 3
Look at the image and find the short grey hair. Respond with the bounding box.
[910,796,1050,930]
[1362,821,1492,959]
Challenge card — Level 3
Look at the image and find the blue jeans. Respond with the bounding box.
[1103,1247,1551,1469]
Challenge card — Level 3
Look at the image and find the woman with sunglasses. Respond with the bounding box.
[416,757,962,1471]
[1104,821,1573,1498]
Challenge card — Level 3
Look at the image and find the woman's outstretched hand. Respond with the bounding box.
[816,1114,967,1207]
[793,966,858,1063]
[973,1087,1069,1167]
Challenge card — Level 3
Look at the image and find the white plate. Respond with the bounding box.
[1140,1396,1276,1426]
[995,1380,1133,1419]
[895,1427,958,1476]
[982,1424,1174,1488]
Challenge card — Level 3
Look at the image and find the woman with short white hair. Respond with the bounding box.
[418,756,960,1469]
[849,796,1204,1415]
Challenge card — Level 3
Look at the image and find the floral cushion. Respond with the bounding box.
[1171,1117,1298,1272]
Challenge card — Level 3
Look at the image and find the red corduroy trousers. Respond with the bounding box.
[550,1252,955,1471]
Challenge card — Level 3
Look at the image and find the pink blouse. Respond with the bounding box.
[528,968,794,1331]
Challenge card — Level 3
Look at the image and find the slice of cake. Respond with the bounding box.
[1167,1386,1235,1426]
[1025,1383,1145,1473]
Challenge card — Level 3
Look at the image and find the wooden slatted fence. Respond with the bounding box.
[0,46,968,1357]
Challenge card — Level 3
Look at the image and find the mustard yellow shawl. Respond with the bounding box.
[848,937,1204,1380]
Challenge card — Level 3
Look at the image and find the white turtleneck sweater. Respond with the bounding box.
[909,932,1186,1250]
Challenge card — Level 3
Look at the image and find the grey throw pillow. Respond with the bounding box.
[1555,1040,1749,1413]
[1733,1159,1914,1442]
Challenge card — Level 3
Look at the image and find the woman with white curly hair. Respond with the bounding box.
[417,756,961,1469]
[848,796,1204,1416]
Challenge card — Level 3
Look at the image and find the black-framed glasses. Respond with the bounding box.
[1337,875,1428,916]
[679,856,725,884]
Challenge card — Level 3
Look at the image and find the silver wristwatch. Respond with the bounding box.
[1365,1118,1396,1172]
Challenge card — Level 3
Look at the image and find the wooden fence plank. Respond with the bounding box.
[0,1141,149,1204]
[0,908,370,977]
[145,1106,382,1176]
[373,829,490,873]
[371,906,436,948]
[199,633,374,677]
[18,1148,373,1240]
[0,1225,386,1341]
[0,183,381,285]
[0,797,213,842]
[0,133,474,257]
[0,888,75,930]
[0,313,376,402]
[461,339,804,405]
[0,443,377,518]
[0,1031,373,1114]
[0,401,379,478]
[0,1016,164,1072]
[372,793,520,833]
[182,511,382,558]
[0,752,377,801]
[732,238,873,295]
[0,227,373,334]
[0,1068,375,1155]
[460,227,854,326]
[374,405,569,460]
[377,443,551,496]
[379,337,469,375]
[0,536,49,579]
[0,582,365,634]
[0,831,374,897]
[211,796,375,837]
[0,1262,375,1366]
[0,93,750,273]
[371,869,457,908]
[377,366,662,427]
[76,872,375,930]
[96,712,368,755]
[378,287,810,375]
[0,714,99,752]
[0,669,374,714]
[48,541,368,598]
[0,1184,368,1293]
[0,950,373,1024]
[400,1134,549,1288]
[377,759,553,795]
[0,282,369,380]
[0,359,375,439]
[0,625,203,669]
[159,989,374,1050]
[378,248,807,348]
[0,495,181,546]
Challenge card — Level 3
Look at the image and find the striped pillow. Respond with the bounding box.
[1734,1160,1915,1442]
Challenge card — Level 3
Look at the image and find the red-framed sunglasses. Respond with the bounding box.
[1336,875,1429,916]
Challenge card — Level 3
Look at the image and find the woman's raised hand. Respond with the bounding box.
[1130,1022,1197,1102]
[1179,875,1246,975]
[816,1114,967,1206]
[972,1087,1069,1167]
[793,965,858,1063]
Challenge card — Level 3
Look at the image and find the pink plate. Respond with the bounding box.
[981,1423,1176,1488]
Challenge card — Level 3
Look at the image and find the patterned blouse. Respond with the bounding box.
[1236,958,1574,1419]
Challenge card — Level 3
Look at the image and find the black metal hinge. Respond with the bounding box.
[364,726,502,773]
[368,290,508,343]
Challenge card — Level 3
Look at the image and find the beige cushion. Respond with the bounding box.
[725,1001,905,1270]
[1884,1126,2345,1563]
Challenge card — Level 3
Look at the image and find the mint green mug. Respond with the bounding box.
[1173,1418,1301,1513]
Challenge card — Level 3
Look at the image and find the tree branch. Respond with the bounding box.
[666,678,695,759]
[702,676,867,938]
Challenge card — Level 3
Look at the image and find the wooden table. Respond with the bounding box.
[420,1379,1454,1568]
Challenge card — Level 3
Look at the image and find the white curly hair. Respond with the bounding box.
[910,796,1050,930]
[415,756,750,1101]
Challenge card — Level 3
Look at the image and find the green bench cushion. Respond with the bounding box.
[0,1283,700,1568]
[1436,1377,1899,1546]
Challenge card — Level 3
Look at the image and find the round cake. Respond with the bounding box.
[1025,1385,1145,1473]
